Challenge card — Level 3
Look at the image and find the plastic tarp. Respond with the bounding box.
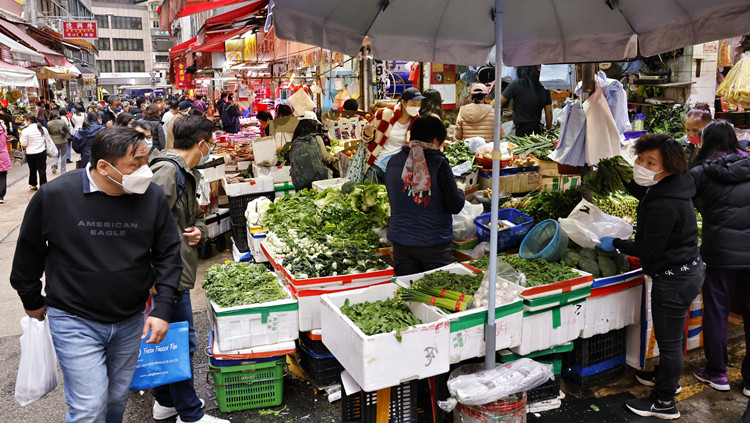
[0,32,45,64]
[160,0,263,30]
[0,60,39,88]
[273,0,750,67]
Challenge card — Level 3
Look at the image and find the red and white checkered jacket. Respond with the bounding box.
[363,105,417,166]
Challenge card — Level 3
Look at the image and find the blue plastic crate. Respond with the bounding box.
[474,208,534,252]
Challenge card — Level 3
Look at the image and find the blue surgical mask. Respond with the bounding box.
[145,137,153,149]
[113,107,122,113]
[199,141,210,165]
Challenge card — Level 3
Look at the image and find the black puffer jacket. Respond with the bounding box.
[691,153,750,269]
[613,173,700,276]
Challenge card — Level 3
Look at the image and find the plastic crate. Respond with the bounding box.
[527,377,561,403]
[299,331,331,356]
[474,208,534,253]
[298,343,343,387]
[342,380,418,423]
[229,191,275,253]
[567,359,626,389]
[450,237,479,250]
[208,359,285,412]
[573,328,626,368]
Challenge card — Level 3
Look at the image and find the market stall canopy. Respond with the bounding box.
[0,60,39,88]
[273,0,750,66]
[0,31,46,65]
[159,0,266,31]
[205,1,266,30]
[0,19,68,67]
[36,63,81,80]
[73,65,98,79]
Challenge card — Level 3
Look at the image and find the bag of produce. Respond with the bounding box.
[558,198,633,249]
[452,201,484,241]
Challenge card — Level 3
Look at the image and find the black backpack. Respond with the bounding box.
[289,135,328,189]
[151,158,192,223]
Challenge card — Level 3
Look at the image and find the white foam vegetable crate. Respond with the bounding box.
[581,269,644,339]
[208,279,299,351]
[221,176,274,197]
[394,263,523,364]
[320,283,450,392]
[261,241,394,332]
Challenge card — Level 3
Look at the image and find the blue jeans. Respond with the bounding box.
[47,306,145,423]
[152,291,203,421]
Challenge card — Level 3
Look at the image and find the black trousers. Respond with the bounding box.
[515,122,544,137]
[650,259,705,401]
[393,243,453,277]
[0,170,6,199]
[26,152,47,187]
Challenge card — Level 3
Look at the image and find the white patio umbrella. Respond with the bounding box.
[273,0,750,370]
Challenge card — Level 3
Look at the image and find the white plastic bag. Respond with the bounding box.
[558,198,633,249]
[453,201,484,241]
[15,316,58,406]
[438,359,554,411]
[465,137,488,154]
[583,86,621,165]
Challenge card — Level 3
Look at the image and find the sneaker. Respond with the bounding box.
[743,385,750,397]
[635,370,682,394]
[29,185,37,191]
[693,367,730,391]
[0,199,4,204]
[625,396,680,420]
[51,164,57,174]
[66,159,73,164]
[153,398,206,420]
[177,414,229,423]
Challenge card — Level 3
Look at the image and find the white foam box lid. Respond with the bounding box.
[253,164,292,183]
[222,175,274,197]
[208,277,299,351]
[320,283,450,391]
[511,300,586,355]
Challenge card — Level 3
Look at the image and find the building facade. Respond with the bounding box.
[92,0,154,96]
[148,0,171,83]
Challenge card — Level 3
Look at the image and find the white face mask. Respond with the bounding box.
[633,163,664,187]
[144,137,153,149]
[106,162,153,194]
[405,106,420,116]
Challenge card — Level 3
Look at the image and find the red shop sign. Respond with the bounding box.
[63,21,98,39]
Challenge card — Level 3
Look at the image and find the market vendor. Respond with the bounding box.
[681,103,713,164]
[597,134,702,420]
[385,116,465,276]
[500,66,552,137]
[362,87,424,183]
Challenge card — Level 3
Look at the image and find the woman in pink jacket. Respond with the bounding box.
[455,84,503,142]
[0,120,11,203]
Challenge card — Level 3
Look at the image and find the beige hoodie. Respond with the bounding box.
[455,103,501,142]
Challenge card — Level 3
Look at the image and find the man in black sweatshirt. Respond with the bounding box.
[10,126,182,422]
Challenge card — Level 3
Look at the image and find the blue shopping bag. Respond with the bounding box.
[129,321,191,391]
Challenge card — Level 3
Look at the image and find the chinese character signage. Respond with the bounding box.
[63,21,98,39]
[173,60,193,89]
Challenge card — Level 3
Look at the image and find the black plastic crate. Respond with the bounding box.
[342,380,418,423]
[298,344,343,387]
[567,362,626,389]
[231,221,250,253]
[416,373,451,423]
[573,328,626,368]
[228,191,275,226]
[527,377,561,403]
[299,331,332,356]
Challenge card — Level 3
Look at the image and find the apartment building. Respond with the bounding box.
[92,0,154,95]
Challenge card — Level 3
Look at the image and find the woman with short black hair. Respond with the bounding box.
[598,134,702,419]
[690,121,750,395]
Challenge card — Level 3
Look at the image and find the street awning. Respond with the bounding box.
[36,63,81,80]
[0,31,45,64]
[170,36,196,59]
[160,0,263,30]
[0,60,39,87]
[98,72,152,86]
[0,19,67,66]
[206,1,265,29]
[73,65,98,78]
[192,26,249,54]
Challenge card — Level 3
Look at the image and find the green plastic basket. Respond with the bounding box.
[208,359,285,412]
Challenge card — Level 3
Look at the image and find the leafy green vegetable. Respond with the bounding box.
[645,104,689,139]
[444,140,479,172]
[583,156,633,197]
[506,130,559,161]
[471,254,581,287]
[340,298,422,341]
[395,271,483,313]
[203,262,287,308]
[407,271,483,297]
[520,188,583,223]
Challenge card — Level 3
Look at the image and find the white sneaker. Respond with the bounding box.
[177,414,229,423]
[153,398,206,420]
[744,386,750,397]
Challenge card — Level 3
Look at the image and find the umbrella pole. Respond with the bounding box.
[485,0,503,371]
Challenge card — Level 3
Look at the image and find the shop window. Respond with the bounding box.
[111,16,142,30]
[96,38,110,51]
[112,38,143,51]
[95,15,109,29]
[98,60,112,73]
[114,60,145,73]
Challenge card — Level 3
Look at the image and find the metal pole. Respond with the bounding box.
[485,0,503,371]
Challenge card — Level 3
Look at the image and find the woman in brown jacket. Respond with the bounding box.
[455,84,503,141]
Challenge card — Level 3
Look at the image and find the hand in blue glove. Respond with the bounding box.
[596,237,616,252]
